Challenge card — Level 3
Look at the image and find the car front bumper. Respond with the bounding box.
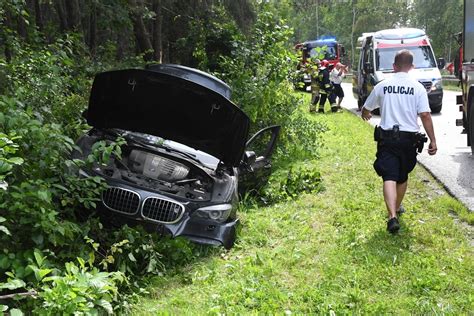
[98,181,238,248]
[167,215,239,249]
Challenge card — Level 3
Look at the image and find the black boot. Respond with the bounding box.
[387,217,400,234]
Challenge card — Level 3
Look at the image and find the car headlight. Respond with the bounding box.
[193,204,232,223]
[431,79,442,91]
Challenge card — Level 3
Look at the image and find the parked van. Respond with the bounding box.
[353,28,445,113]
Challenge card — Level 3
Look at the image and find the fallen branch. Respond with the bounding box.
[0,290,38,300]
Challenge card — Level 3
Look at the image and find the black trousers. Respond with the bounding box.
[318,91,336,109]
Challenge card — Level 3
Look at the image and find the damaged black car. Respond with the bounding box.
[73,64,280,249]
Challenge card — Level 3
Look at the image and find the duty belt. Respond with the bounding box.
[374,125,416,141]
[379,129,416,140]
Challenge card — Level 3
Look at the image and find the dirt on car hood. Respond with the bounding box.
[86,67,250,167]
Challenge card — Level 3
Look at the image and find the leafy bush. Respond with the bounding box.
[260,161,324,204]
[0,132,23,190]
[218,10,326,162]
[1,35,90,134]
[35,258,125,315]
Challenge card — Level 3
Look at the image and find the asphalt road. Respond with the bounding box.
[340,82,474,211]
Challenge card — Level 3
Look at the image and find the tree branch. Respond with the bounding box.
[0,290,38,300]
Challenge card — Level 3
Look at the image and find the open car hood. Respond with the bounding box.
[86,66,250,167]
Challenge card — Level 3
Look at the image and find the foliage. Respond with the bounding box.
[182,5,243,71]
[1,35,91,137]
[0,132,23,191]
[260,161,324,204]
[35,258,124,315]
[218,10,326,161]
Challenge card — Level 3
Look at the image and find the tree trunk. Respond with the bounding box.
[16,15,29,40]
[351,2,356,68]
[65,0,81,30]
[129,0,153,61]
[116,33,127,60]
[34,0,44,32]
[2,11,13,63]
[89,0,97,57]
[152,0,163,62]
[55,0,68,32]
[163,40,170,63]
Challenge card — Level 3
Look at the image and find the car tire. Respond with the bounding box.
[357,97,363,110]
[469,98,474,154]
[431,103,442,114]
[358,94,367,111]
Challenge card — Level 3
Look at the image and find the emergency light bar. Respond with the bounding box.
[374,28,426,40]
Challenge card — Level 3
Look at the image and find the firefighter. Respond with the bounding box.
[361,49,437,234]
[308,58,321,112]
[317,60,337,113]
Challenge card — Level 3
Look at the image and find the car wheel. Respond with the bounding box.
[431,103,442,114]
[357,98,363,110]
[358,94,367,110]
[469,98,474,154]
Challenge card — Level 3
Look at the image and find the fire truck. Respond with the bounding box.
[295,37,346,91]
[456,0,474,153]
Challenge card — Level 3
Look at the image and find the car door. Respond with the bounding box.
[238,125,280,194]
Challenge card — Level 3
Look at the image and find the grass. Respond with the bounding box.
[133,98,474,314]
[442,81,462,92]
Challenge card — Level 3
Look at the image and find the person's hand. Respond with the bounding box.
[428,141,437,155]
[361,110,372,121]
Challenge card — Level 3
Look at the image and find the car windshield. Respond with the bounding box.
[376,46,436,71]
[308,44,337,60]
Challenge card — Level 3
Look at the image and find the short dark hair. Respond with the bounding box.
[394,49,414,68]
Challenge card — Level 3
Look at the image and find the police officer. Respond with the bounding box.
[361,49,437,234]
[317,60,337,113]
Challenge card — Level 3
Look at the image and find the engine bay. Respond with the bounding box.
[72,129,217,201]
[99,146,214,201]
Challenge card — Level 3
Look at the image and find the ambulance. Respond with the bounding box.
[353,28,444,113]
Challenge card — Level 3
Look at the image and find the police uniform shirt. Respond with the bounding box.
[363,72,430,132]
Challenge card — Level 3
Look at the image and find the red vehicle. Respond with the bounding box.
[295,37,345,90]
[456,0,474,153]
[295,37,345,67]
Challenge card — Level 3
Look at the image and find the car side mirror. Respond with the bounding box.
[437,58,445,69]
[243,151,256,166]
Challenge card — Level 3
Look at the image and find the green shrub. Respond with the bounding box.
[260,161,324,204]
[34,258,125,315]
[218,11,326,163]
